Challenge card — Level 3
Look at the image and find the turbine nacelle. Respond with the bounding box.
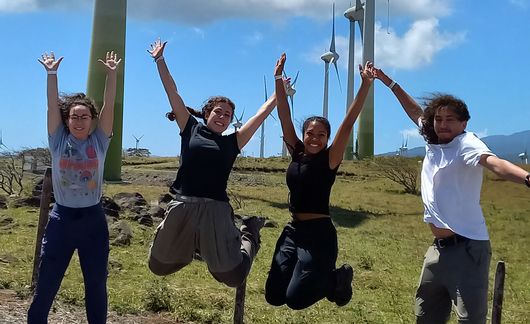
[321,51,339,63]
[344,2,364,21]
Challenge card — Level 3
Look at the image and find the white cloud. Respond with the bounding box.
[244,31,263,46]
[376,18,466,70]
[510,0,529,9]
[400,128,423,140]
[1,0,453,23]
[192,27,205,39]
[474,129,489,138]
[0,0,37,12]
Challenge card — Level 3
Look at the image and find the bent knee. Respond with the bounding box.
[148,257,186,276]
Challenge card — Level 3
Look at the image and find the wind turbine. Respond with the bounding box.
[232,109,244,132]
[398,135,408,156]
[132,134,144,150]
[321,2,341,119]
[344,0,364,160]
[259,76,268,158]
[519,148,528,164]
[0,130,7,150]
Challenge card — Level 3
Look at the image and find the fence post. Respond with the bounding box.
[31,167,52,291]
[234,279,246,324]
[491,260,506,324]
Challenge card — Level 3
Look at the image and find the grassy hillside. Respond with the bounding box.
[0,157,528,323]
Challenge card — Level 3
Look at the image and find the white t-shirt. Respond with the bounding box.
[421,132,495,240]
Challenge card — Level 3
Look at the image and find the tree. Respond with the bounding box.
[372,156,420,195]
[0,150,24,195]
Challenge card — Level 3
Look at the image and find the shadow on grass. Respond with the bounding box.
[238,194,385,229]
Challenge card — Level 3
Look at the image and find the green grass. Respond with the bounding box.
[0,157,529,323]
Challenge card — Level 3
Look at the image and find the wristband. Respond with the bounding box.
[525,174,530,188]
[388,80,396,90]
[155,56,164,63]
[274,75,282,80]
[47,70,57,75]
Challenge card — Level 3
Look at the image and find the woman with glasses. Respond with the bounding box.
[28,51,121,324]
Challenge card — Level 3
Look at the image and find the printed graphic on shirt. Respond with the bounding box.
[58,140,99,197]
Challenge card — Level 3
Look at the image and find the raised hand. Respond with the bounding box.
[98,51,121,72]
[358,61,375,83]
[148,38,167,60]
[274,53,286,77]
[38,52,63,72]
[370,64,392,86]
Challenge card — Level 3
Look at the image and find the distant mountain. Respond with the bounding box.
[382,130,530,163]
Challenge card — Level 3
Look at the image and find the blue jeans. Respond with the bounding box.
[265,218,338,309]
[28,203,109,324]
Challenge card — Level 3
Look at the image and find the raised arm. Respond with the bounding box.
[372,66,423,126]
[273,53,299,153]
[97,51,121,137]
[236,93,277,150]
[480,155,530,185]
[38,52,64,135]
[328,62,374,169]
[148,39,190,130]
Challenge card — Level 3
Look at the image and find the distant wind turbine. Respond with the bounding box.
[321,2,341,119]
[232,109,244,132]
[132,134,144,150]
[398,135,408,156]
[0,130,7,149]
[519,148,528,164]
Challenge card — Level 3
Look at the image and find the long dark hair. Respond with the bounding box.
[420,93,470,144]
[58,92,98,125]
[166,96,235,123]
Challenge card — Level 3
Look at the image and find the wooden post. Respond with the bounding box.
[31,167,52,291]
[234,279,247,324]
[491,261,506,324]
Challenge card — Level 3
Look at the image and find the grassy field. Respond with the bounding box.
[0,157,529,323]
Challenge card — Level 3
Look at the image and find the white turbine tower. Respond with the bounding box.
[344,0,364,160]
[0,130,5,149]
[260,76,268,158]
[398,135,408,156]
[321,3,341,119]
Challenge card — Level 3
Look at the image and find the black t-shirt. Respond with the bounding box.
[170,117,240,202]
[286,141,339,215]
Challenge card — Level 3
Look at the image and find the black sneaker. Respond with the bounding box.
[334,264,353,307]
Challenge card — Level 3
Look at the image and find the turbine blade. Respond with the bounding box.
[333,61,342,92]
[292,71,300,86]
[263,75,268,100]
[330,3,336,52]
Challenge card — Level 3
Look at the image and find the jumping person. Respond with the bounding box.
[28,51,121,324]
[147,39,277,287]
[372,66,530,323]
[264,53,374,309]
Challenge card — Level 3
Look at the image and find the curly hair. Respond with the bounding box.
[166,96,235,124]
[302,116,331,139]
[58,93,98,125]
[420,93,470,144]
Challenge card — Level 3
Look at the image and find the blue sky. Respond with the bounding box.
[1,0,529,157]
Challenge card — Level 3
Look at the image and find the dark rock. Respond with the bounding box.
[0,195,7,209]
[100,196,120,218]
[149,206,166,219]
[138,215,153,227]
[158,193,174,205]
[113,192,148,210]
[10,196,42,208]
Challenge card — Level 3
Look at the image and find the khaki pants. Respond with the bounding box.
[148,195,244,276]
[415,239,491,324]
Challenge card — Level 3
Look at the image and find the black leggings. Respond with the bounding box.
[265,218,338,310]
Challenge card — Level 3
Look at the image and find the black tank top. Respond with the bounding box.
[170,117,240,202]
[286,141,338,215]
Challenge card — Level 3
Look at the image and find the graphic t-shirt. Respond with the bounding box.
[48,125,110,208]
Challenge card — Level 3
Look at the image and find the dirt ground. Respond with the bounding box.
[0,289,181,324]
